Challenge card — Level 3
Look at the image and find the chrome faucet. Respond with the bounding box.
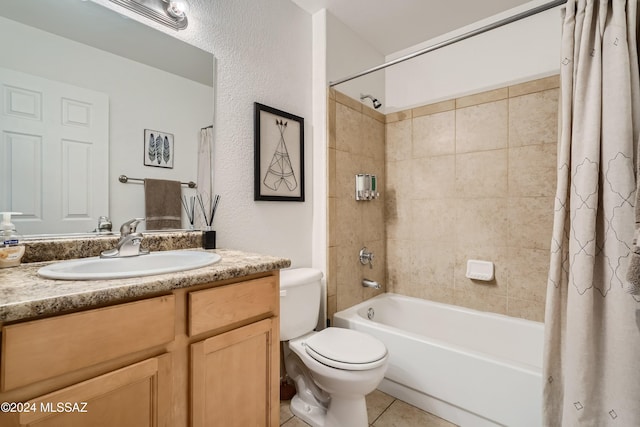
[359,247,374,269]
[100,218,149,258]
[96,216,112,233]
[362,279,381,289]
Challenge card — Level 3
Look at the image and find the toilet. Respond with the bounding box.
[280,268,388,427]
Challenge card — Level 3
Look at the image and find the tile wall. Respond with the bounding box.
[385,75,558,322]
[327,90,386,321]
[328,75,558,323]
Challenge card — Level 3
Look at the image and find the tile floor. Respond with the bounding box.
[280,389,458,427]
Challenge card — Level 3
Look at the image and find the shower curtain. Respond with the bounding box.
[196,127,214,229]
[544,0,640,425]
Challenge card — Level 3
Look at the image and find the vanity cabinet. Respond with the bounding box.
[0,271,280,427]
[2,354,171,427]
[189,276,279,427]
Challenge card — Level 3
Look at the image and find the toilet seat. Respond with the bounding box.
[303,328,387,371]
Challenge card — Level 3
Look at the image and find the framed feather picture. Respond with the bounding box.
[144,129,174,169]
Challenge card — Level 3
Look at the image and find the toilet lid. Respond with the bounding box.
[304,328,387,371]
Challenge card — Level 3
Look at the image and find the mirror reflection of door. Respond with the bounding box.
[0,67,109,234]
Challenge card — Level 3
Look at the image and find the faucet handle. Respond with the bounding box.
[120,218,145,236]
[359,247,374,269]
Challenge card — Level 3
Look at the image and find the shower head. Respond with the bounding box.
[360,94,382,109]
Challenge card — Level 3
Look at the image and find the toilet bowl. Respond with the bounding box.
[280,268,389,427]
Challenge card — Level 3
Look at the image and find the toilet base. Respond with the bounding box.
[290,394,326,427]
[290,393,369,427]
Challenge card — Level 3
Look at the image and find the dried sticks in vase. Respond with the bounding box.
[181,195,196,229]
[197,194,220,230]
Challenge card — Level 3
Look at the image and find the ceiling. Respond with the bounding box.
[291,0,537,56]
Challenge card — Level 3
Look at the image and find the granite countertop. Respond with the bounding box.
[0,248,291,324]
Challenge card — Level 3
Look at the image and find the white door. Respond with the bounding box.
[0,67,109,235]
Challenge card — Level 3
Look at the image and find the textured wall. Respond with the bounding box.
[385,76,558,322]
[91,0,314,266]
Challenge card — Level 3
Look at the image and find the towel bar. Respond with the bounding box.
[118,175,197,188]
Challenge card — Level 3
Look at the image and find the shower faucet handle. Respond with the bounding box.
[359,247,374,269]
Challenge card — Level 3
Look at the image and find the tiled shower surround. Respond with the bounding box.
[327,90,386,319]
[328,75,558,322]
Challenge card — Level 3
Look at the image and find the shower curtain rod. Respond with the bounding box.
[329,0,567,87]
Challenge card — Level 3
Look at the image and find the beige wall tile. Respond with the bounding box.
[420,284,456,305]
[361,199,385,242]
[363,114,385,161]
[508,247,549,303]
[335,150,355,200]
[456,198,508,248]
[412,99,456,118]
[363,104,385,123]
[336,243,364,311]
[412,155,456,200]
[385,196,413,241]
[327,294,338,325]
[456,87,508,109]
[509,88,559,147]
[335,90,362,112]
[335,197,362,246]
[454,288,508,315]
[456,100,508,153]
[411,240,455,289]
[386,239,413,293]
[327,76,558,323]
[509,75,560,98]
[386,109,412,123]
[329,98,387,313]
[386,119,412,161]
[455,149,508,198]
[413,110,455,158]
[328,196,337,247]
[327,147,336,198]
[336,103,362,153]
[411,199,457,243]
[327,245,337,297]
[328,98,336,149]
[508,144,557,197]
[507,298,545,322]
[385,159,413,201]
[507,197,554,250]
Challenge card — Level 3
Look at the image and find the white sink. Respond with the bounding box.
[37,250,221,280]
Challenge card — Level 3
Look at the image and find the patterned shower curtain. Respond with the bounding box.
[544,0,640,425]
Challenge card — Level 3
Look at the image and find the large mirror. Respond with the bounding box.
[0,0,214,237]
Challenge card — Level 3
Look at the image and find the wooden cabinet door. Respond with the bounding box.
[2,354,171,427]
[191,318,278,427]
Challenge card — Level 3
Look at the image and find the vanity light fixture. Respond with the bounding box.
[107,0,190,30]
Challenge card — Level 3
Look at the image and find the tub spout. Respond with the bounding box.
[363,278,381,289]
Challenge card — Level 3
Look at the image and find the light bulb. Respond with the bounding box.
[166,0,190,20]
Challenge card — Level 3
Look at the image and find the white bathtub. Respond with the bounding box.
[333,293,543,427]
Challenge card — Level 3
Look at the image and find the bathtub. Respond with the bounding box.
[333,293,543,427]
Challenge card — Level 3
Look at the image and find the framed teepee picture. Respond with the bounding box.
[254,103,304,201]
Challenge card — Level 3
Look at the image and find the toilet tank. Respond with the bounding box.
[280,268,323,341]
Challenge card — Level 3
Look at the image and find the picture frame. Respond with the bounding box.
[144,129,174,168]
[254,103,304,201]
